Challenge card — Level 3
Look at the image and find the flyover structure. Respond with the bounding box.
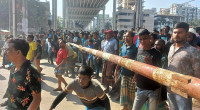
[61,0,109,31]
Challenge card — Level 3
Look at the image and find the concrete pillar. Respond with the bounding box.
[97,16,99,31]
[63,0,66,28]
[112,0,116,30]
[52,0,57,30]
[136,0,143,29]
[12,0,16,37]
[103,7,105,30]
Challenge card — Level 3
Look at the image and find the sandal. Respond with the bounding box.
[53,88,63,91]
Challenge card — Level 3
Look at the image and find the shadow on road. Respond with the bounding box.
[65,92,82,105]
[42,75,57,83]
[40,62,56,68]
[0,74,6,80]
[41,81,60,96]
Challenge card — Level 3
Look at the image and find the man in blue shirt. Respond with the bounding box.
[114,31,137,110]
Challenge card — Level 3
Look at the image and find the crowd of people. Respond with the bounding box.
[1,22,200,110]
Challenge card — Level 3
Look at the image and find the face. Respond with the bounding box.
[138,35,150,48]
[78,74,91,87]
[150,36,156,46]
[187,32,194,43]
[6,43,19,62]
[172,28,187,44]
[154,40,163,51]
[59,40,65,48]
[93,34,98,39]
[124,32,132,44]
[88,35,92,40]
[27,37,31,42]
[106,33,112,40]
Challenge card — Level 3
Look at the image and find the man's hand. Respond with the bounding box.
[144,56,153,65]
[55,66,60,70]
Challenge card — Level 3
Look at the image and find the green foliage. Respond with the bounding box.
[104,22,112,30]
[57,16,64,29]
[188,20,200,27]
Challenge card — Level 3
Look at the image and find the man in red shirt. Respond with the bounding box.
[54,39,68,91]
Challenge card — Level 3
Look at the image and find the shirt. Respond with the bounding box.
[93,39,101,50]
[119,43,137,76]
[168,42,200,78]
[26,41,37,60]
[103,37,118,54]
[35,45,42,59]
[7,60,41,110]
[136,47,161,90]
[66,79,107,109]
[56,48,68,65]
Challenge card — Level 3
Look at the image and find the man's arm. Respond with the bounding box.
[28,92,41,110]
[49,91,68,110]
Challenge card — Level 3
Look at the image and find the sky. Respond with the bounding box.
[40,0,200,17]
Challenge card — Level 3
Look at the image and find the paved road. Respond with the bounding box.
[1,58,200,110]
[0,59,120,110]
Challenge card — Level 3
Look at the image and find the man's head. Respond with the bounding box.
[79,32,84,38]
[138,29,151,48]
[150,33,158,47]
[154,39,165,51]
[187,29,196,45]
[172,22,189,44]
[92,32,98,40]
[59,39,66,48]
[78,65,93,87]
[88,40,93,46]
[105,30,114,40]
[124,31,134,44]
[27,35,34,42]
[164,26,170,33]
[6,39,29,62]
[36,40,41,45]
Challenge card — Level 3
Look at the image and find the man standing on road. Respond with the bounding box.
[26,35,37,62]
[54,39,68,91]
[167,22,200,110]
[49,65,110,110]
[5,39,41,110]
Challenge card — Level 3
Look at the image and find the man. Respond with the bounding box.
[65,42,75,78]
[34,40,43,73]
[187,28,200,50]
[49,65,110,110]
[167,22,200,110]
[54,39,68,91]
[114,31,137,110]
[5,39,41,109]
[159,26,171,43]
[92,32,101,78]
[132,29,161,110]
[26,35,37,62]
[102,30,118,93]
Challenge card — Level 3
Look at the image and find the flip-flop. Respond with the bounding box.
[53,88,63,91]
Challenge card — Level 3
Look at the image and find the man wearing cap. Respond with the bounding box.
[102,30,118,93]
[187,28,200,50]
[167,22,200,110]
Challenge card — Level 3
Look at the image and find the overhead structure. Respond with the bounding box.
[63,0,109,30]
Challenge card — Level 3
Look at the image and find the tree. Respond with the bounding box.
[188,20,200,27]
[104,22,112,30]
[57,16,64,29]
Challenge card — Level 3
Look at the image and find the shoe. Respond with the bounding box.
[53,88,63,91]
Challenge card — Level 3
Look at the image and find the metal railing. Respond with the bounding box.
[70,43,200,101]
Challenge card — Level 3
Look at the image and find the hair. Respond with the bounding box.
[174,22,189,32]
[60,39,66,44]
[127,31,135,37]
[8,39,29,57]
[28,35,34,40]
[92,32,98,36]
[157,39,165,45]
[78,65,93,77]
[165,26,170,31]
[138,29,150,37]
[36,40,41,44]
[150,33,158,40]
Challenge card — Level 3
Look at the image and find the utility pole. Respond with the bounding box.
[113,0,116,30]
[135,0,143,29]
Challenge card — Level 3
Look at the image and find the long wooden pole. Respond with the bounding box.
[70,43,200,101]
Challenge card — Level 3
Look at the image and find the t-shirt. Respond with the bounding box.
[136,47,161,90]
[27,41,37,60]
[119,43,137,76]
[7,60,41,110]
[93,39,101,50]
[35,45,42,59]
[66,79,107,109]
[56,48,68,65]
